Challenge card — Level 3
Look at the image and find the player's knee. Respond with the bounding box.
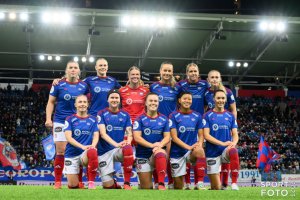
[229,148,238,158]
[122,145,133,156]
[154,151,166,158]
[87,148,97,159]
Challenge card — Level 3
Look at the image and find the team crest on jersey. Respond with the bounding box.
[64,94,71,100]
[94,87,101,93]
[74,129,81,136]
[50,86,54,93]
[225,118,229,121]
[139,92,144,96]
[212,124,219,131]
[87,122,90,125]
[108,81,111,84]
[179,126,186,133]
[158,95,163,102]
[144,128,151,135]
[126,98,133,105]
[191,118,195,121]
[158,122,162,126]
[78,88,82,91]
[106,125,113,132]
[119,118,123,122]
[133,121,139,130]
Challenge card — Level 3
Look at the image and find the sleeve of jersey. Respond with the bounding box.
[169,114,176,129]
[97,112,104,125]
[202,115,209,129]
[92,121,99,132]
[49,85,58,97]
[163,117,170,133]
[133,117,142,131]
[125,113,132,127]
[175,83,182,94]
[115,80,121,89]
[196,117,204,130]
[232,116,238,129]
[64,117,72,132]
[227,90,236,105]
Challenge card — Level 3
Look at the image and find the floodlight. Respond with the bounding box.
[39,55,45,61]
[236,62,241,67]
[89,57,95,63]
[20,13,29,21]
[243,62,248,68]
[8,12,17,20]
[82,57,87,62]
[0,12,5,20]
[74,57,79,62]
[55,56,61,61]
[228,61,234,67]
[47,55,53,61]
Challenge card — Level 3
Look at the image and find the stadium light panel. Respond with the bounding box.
[89,57,95,63]
[82,57,87,62]
[243,62,248,68]
[20,12,29,21]
[47,55,53,61]
[236,62,241,67]
[73,57,79,62]
[268,22,276,31]
[259,21,268,31]
[39,55,45,61]
[121,15,130,27]
[42,12,51,23]
[228,61,234,67]
[0,12,5,20]
[55,56,61,61]
[166,17,176,28]
[8,12,17,20]
[276,22,286,32]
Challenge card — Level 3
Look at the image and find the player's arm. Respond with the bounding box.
[160,132,171,147]
[133,130,155,148]
[65,130,87,150]
[125,126,133,144]
[171,128,193,150]
[231,128,239,147]
[229,102,237,119]
[203,127,229,146]
[197,129,204,147]
[52,77,64,86]
[91,131,99,148]
[45,95,56,128]
[98,124,119,147]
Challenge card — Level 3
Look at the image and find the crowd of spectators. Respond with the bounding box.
[0,86,299,173]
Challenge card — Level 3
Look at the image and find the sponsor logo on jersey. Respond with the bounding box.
[74,129,81,136]
[212,124,219,131]
[207,160,216,166]
[144,128,151,135]
[106,125,113,132]
[126,98,133,105]
[139,92,144,96]
[54,127,62,132]
[65,160,72,166]
[94,86,101,93]
[158,95,163,102]
[179,126,186,133]
[64,94,71,100]
[99,161,107,168]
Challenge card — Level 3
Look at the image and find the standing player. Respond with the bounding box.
[63,95,99,189]
[203,90,240,190]
[150,61,178,189]
[204,70,237,189]
[97,89,134,190]
[83,58,121,116]
[45,61,89,189]
[169,91,206,190]
[133,93,170,190]
[119,66,149,123]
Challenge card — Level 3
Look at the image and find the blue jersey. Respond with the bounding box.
[150,82,179,117]
[204,87,236,110]
[83,76,121,116]
[176,79,209,116]
[133,114,170,158]
[64,114,99,158]
[97,108,132,156]
[50,80,89,123]
[202,110,238,158]
[169,110,203,158]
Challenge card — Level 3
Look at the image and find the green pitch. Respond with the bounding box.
[0,186,298,200]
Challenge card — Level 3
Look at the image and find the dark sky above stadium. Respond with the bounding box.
[0,0,300,17]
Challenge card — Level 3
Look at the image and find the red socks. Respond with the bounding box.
[221,163,230,186]
[122,145,134,183]
[195,158,206,183]
[185,163,191,184]
[229,148,239,184]
[78,165,83,183]
[87,148,98,182]
[154,152,167,184]
[167,160,173,185]
[54,155,64,182]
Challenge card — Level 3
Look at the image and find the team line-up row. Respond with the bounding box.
[45,59,239,190]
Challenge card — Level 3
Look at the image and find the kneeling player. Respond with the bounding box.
[133,93,170,190]
[169,92,206,190]
[203,90,240,190]
[64,95,99,189]
[97,89,134,190]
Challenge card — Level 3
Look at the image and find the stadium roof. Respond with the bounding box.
[0,4,300,89]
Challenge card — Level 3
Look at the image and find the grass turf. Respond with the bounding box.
[0,186,298,200]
